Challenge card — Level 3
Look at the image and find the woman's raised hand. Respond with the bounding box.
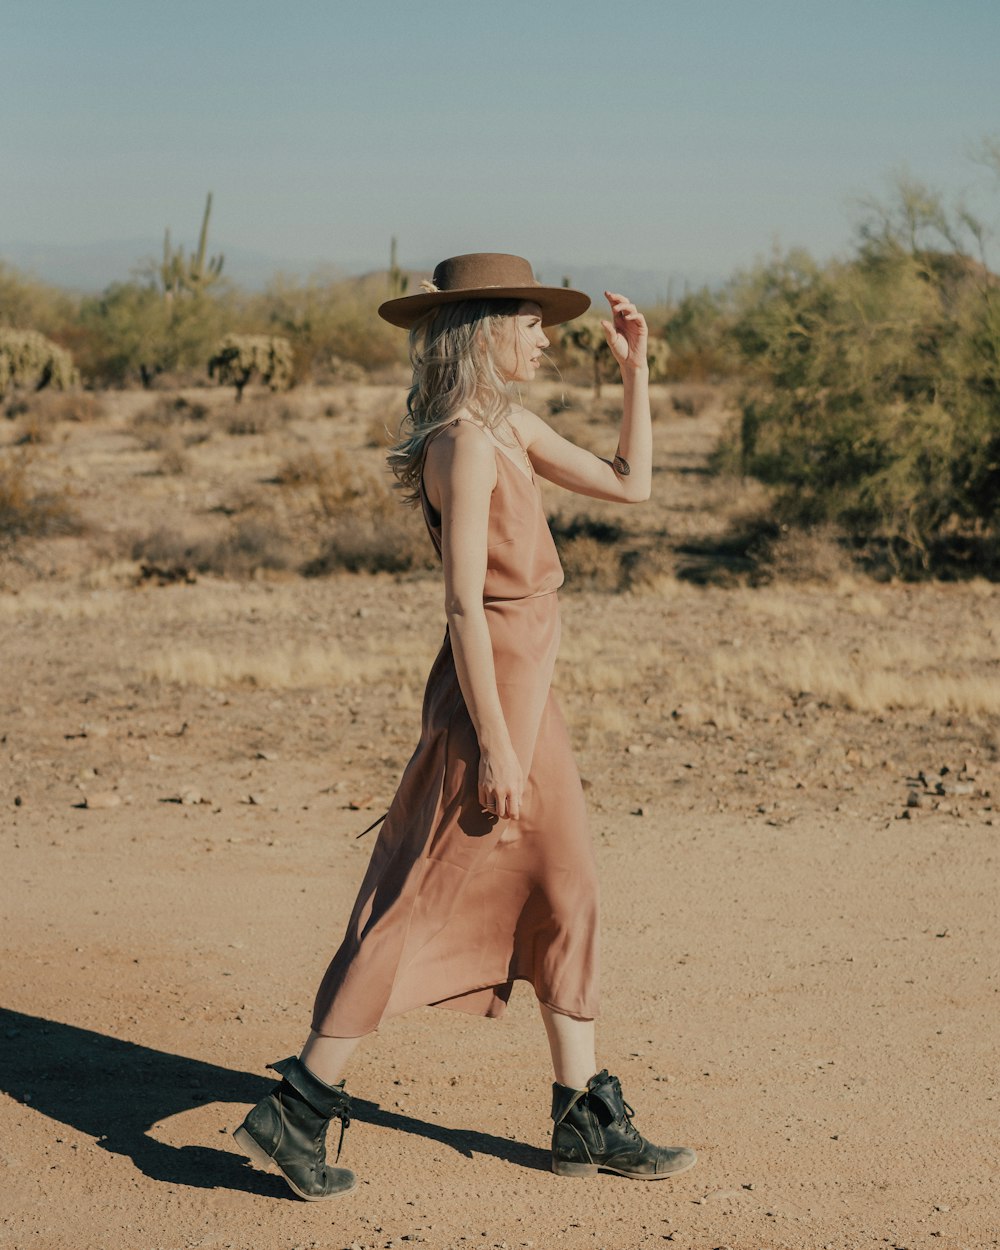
[600,291,648,373]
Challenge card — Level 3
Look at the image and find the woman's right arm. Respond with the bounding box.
[425,423,524,821]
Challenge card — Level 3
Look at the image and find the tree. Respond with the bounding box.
[721,174,1000,571]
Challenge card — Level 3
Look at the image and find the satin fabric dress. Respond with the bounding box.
[311,419,600,1036]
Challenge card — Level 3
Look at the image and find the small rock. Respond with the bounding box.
[626,743,645,754]
[180,788,203,806]
[934,1203,950,1212]
[255,750,278,761]
[243,793,266,806]
[84,791,121,810]
[906,789,922,808]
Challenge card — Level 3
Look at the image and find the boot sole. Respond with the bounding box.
[553,1151,697,1181]
[232,1125,357,1200]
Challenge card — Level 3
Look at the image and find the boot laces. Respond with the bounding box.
[608,1076,641,1142]
[333,1107,350,1162]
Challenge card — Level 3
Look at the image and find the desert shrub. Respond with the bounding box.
[5,391,106,446]
[275,448,435,575]
[718,177,1000,574]
[670,383,716,417]
[0,451,80,545]
[132,519,295,578]
[304,507,435,576]
[756,525,853,584]
[0,263,82,353]
[252,276,407,381]
[208,334,293,400]
[77,281,230,386]
[5,391,106,424]
[548,513,626,546]
[0,329,79,397]
[660,286,734,381]
[217,395,293,436]
[555,535,623,591]
[136,395,210,425]
[547,512,631,591]
[132,397,213,453]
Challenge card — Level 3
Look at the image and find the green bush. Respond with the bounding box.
[718,179,1000,574]
[252,275,406,382]
[0,263,78,338]
[77,281,230,387]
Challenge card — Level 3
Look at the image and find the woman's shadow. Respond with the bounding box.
[0,1007,549,1198]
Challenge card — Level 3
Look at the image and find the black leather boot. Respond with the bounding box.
[551,1069,697,1180]
[232,1056,356,1199]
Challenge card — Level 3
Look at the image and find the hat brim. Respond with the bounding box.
[378,285,591,329]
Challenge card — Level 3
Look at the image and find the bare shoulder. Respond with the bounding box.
[423,416,497,495]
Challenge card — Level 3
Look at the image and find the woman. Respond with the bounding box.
[232,254,696,1199]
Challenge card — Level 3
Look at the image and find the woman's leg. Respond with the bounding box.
[538,1002,596,1089]
[299,1030,365,1086]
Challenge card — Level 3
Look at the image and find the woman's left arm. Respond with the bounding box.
[520,291,651,504]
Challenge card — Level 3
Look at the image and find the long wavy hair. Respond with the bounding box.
[387,298,524,505]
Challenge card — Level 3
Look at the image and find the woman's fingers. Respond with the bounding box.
[478,784,521,820]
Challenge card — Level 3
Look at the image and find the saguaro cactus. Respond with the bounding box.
[160,193,224,300]
[388,236,408,297]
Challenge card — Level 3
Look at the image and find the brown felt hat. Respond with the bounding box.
[378,252,591,329]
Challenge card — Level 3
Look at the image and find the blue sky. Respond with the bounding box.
[3,0,999,292]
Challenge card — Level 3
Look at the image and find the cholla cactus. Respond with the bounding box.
[560,318,613,397]
[561,319,671,394]
[647,337,671,381]
[207,334,293,401]
[0,329,79,397]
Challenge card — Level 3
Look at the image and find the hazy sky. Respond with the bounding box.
[3,0,999,286]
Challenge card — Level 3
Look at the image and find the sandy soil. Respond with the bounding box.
[1,386,998,1250]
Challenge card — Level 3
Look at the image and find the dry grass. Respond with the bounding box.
[555,582,1000,720]
[142,638,430,690]
[0,450,80,545]
[708,636,1000,716]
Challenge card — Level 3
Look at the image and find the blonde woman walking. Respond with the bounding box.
[232,254,696,1199]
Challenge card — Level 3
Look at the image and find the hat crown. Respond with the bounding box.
[432,253,539,294]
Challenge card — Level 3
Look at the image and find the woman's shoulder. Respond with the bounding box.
[423,413,498,481]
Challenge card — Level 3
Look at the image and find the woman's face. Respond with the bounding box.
[492,301,549,382]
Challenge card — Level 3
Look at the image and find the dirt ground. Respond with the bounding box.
[1,384,998,1250]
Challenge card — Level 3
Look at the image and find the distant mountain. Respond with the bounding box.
[0,239,338,293]
[530,261,723,307]
[0,240,722,305]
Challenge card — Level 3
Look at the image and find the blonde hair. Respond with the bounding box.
[387,298,524,504]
